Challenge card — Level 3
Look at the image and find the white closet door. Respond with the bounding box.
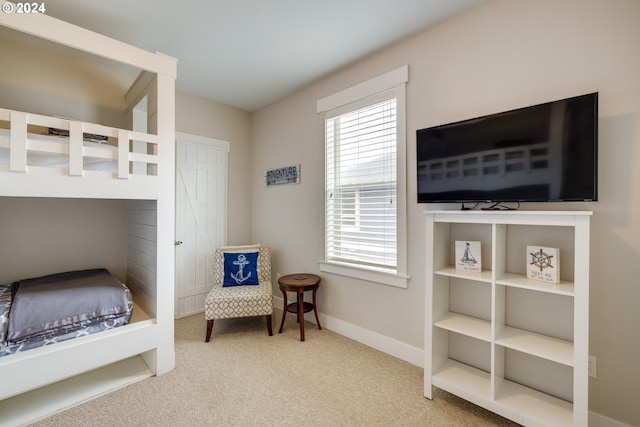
[175,133,229,318]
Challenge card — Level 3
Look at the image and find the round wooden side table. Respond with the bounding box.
[277,273,322,341]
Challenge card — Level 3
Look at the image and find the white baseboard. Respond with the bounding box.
[318,312,424,367]
[589,411,633,427]
[272,297,629,427]
[272,295,422,367]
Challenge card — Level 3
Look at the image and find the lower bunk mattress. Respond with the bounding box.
[0,269,133,357]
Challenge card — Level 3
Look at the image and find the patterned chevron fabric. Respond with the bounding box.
[205,246,273,320]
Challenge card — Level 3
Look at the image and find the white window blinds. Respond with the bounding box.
[325,90,397,271]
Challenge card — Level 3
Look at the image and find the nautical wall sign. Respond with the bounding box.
[265,164,300,186]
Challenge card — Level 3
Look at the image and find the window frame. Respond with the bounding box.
[317,66,409,288]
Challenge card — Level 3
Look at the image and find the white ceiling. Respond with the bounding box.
[42,0,484,112]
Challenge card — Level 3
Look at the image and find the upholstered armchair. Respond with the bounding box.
[205,245,273,341]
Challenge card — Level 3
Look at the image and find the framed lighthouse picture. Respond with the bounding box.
[455,241,482,272]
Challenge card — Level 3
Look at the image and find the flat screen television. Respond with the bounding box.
[416,92,598,204]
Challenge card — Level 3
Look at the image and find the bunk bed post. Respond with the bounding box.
[154,70,176,375]
[9,110,27,172]
[68,121,83,176]
[117,129,129,179]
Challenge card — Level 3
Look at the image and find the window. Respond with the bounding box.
[317,66,408,287]
[325,93,397,269]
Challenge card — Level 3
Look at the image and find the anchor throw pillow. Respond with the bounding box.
[222,250,260,287]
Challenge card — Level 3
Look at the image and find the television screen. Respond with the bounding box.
[416,93,598,204]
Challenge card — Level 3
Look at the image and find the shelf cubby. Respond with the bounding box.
[495,326,573,366]
[435,312,491,342]
[433,359,492,404]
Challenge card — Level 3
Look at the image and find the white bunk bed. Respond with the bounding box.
[0,9,176,426]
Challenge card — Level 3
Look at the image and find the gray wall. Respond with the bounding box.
[0,197,127,283]
[250,1,640,424]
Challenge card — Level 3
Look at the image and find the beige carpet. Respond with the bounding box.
[33,312,519,426]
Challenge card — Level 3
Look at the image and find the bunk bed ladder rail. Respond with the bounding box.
[0,107,158,178]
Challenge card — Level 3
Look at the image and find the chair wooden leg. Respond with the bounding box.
[205,319,214,342]
[266,314,273,336]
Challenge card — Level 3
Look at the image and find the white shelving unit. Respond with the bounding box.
[424,210,591,427]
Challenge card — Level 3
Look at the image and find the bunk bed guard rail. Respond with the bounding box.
[0,108,158,178]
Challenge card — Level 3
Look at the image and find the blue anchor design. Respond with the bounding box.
[231,254,252,284]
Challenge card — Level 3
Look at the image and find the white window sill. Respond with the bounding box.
[318,261,409,288]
